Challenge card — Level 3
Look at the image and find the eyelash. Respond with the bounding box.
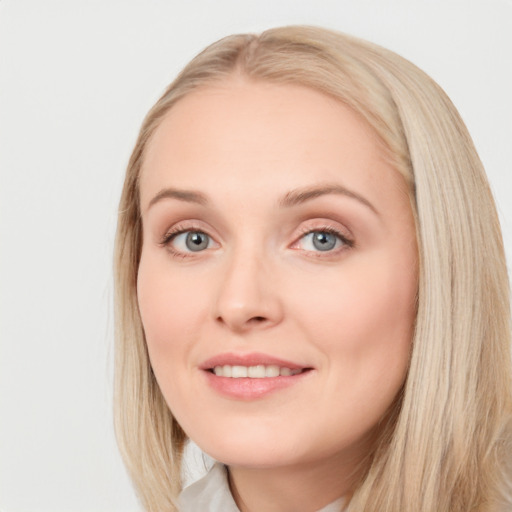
[159,223,354,258]
[159,223,209,259]
[296,225,355,252]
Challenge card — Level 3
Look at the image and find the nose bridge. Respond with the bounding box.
[214,238,282,331]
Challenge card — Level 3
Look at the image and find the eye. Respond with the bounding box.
[297,229,352,253]
[166,230,213,253]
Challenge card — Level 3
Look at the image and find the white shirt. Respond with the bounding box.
[179,463,346,512]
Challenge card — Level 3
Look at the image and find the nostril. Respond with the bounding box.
[215,315,266,324]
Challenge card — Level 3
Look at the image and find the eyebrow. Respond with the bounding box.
[279,184,379,216]
[147,188,208,210]
[146,183,379,216]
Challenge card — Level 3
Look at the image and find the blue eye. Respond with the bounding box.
[300,230,346,252]
[171,231,212,252]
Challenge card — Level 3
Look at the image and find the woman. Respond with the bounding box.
[114,26,512,511]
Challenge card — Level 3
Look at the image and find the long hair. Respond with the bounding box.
[114,26,512,511]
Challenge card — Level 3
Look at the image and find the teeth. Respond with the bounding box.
[266,365,280,377]
[248,365,265,378]
[212,365,303,378]
[232,365,248,378]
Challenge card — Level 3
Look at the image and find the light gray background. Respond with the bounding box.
[1,0,511,510]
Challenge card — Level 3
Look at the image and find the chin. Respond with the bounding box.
[208,448,298,469]
[193,430,306,469]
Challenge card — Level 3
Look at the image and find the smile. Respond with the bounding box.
[201,353,314,399]
[211,365,304,378]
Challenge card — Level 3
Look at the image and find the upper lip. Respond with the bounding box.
[200,352,309,371]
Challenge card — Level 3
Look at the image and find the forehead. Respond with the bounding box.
[139,79,403,208]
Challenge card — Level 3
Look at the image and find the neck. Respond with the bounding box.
[227,448,368,512]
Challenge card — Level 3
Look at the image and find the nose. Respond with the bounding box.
[213,248,284,333]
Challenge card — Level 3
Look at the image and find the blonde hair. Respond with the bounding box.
[114,26,512,511]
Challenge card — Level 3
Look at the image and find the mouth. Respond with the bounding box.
[207,365,311,378]
[200,353,314,399]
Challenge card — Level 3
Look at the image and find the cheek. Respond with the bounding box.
[300,261,414,335]
[292,251,416,387]
[137,253,204,366]
[136,254,211,427]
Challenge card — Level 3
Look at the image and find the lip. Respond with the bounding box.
[200,352,314,400]
[200,352,307,370]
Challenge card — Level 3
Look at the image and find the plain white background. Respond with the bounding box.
[1,0,511,510]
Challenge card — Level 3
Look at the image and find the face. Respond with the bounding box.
[137,79,418,471]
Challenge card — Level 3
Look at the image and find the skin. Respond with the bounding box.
[137,78,418,512]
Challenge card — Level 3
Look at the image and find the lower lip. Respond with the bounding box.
[203,370,312,399]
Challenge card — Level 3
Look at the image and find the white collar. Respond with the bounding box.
[179,463,346,512]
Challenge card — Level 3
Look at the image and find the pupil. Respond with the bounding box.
[313,232,336,251]
[186,232,208,251]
